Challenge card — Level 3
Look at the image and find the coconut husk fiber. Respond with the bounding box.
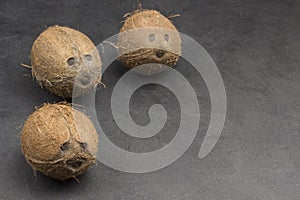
[21,103,98,181]
[31,25,102,98]
[118,9,181,75]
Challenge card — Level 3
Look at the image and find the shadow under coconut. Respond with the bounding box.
[11,145,95,198]
[18,159,96,199]
[17,158,127,199]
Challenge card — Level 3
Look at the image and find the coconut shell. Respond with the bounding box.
[31,25,102,98]
[21,103,98,181]
[118,9,181,75]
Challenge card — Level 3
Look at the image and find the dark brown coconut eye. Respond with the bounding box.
[67,57,76,66]
[60,142,70,151]
[156,50,165,58]
[79,142,88,149]
[85,54,93,61]
[66,157,87,168]
[164,34,169,42]
[67,160,82,168]
[148,34,155,42]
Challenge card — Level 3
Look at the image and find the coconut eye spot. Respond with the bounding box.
[79,142,88,149]
[164,34,169,42]
[60,142,70,151]
[67,57,76,66]
[84,54,93,61]
[148,34,155,42]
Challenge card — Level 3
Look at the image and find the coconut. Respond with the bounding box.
[31,25,101,98]
[21,103,98,181]
[117,9,181,75]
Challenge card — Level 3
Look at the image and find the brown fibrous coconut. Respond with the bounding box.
[31,25,102,98]
[21,103,98,181]
[118,9,181,75]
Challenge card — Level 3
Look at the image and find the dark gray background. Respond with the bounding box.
[1,0,300,199]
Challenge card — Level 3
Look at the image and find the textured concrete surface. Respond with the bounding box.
[1,0,300,199]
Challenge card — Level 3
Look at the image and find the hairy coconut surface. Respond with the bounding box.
[31,25,101,98]
[118,9,181,75]
[21,103,98,181]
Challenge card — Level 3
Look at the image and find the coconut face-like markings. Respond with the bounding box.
[118,9,181,75]
[31,25,102,98]
[21,103,98,181]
